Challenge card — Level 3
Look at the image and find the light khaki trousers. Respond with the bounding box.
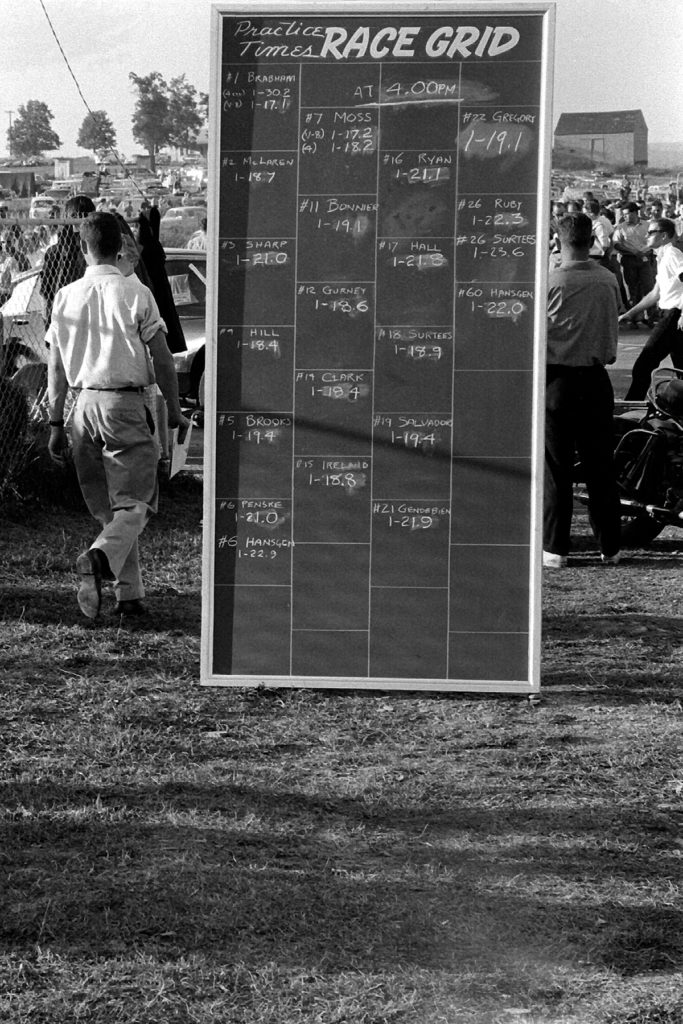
[72,389,158,601]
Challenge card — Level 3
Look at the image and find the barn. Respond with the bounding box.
[554,110,648,168]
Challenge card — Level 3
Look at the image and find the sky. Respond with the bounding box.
[0,0,681,159]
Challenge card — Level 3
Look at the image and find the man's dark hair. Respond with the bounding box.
[557,212,593,249]
[80,212,122,259]
[586,198,600,215]
[651,217,676,239]
[64,193,96,219]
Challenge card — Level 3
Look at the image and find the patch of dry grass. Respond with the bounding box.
[1,483,682,1023]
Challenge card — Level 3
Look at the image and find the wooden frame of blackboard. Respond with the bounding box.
[201,0,555,692]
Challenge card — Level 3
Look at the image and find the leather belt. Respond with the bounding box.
[83,386,146,393]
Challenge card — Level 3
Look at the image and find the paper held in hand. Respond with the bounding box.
[169,422,193,478]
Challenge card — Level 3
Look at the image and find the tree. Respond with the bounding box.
[7,100,61,159]
[77,110,117,159]
[129,71,206,170]
[129,71,170,172]
[167,75,203,148]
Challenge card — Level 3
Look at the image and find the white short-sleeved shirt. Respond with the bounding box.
[46,264,167,389]
[655,243,683,309]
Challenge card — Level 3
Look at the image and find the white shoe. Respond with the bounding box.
[543,551,568,568]
[601,553,621,565]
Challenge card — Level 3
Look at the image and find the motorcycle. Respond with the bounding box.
[576,368,683,546]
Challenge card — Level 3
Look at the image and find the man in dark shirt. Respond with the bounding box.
[40,194,95,324]
[544,213,621,567]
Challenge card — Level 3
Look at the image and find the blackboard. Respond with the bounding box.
[202,2,554,692]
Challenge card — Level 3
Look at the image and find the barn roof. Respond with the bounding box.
[555,110,647,136]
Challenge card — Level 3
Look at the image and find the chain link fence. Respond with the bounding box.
[0,218,58,499]
[0,216,171,503]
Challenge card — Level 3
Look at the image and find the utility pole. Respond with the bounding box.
[5,110,14,157]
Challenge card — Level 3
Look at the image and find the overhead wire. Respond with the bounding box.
[37,0,146,196]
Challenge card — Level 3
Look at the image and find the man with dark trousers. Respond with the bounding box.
[543,213,621,568]
[621,217,683,400]
[612,201,654,324]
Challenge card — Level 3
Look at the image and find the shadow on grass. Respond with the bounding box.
[540,669,682,705]
[1,778,682,977]
[544,612,682,640]
[0,586,201,634]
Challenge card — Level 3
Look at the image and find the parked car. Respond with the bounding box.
[98,185,130,204]
[42,183,72,202]
[165,248,207,410]
[159,206,206,248]
[28,195,61,219]
[0,267,48,363]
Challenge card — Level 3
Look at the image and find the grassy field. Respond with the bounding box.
[1,471,682,1024]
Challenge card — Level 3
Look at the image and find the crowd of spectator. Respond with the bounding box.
[549,186,683,321]
[0,186,207,307]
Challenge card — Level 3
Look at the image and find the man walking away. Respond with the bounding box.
[544,213,621,568]
[46,212,190,619]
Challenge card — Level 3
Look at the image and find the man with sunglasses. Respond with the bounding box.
[621,218,683,400]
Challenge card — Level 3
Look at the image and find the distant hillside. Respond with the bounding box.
[648,143,683,169]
